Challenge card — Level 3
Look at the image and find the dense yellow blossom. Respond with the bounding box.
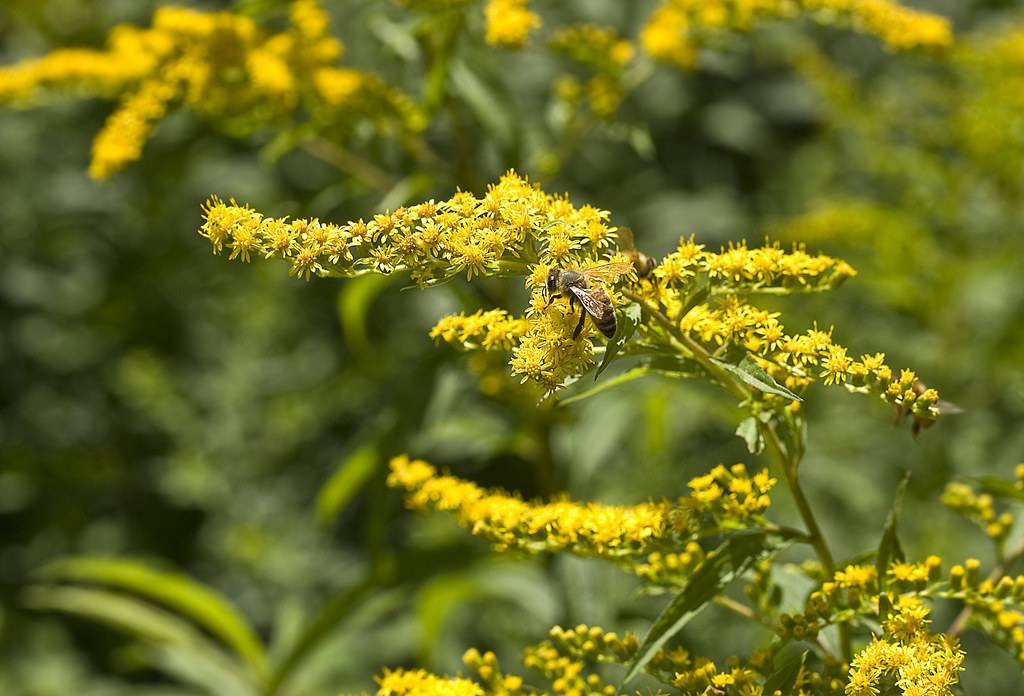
[430,310,530,352]
[377,669,483,696]
[548,24,635,118]
[200,171,946,406]
[642,0,951,69]
[387,455,690,557]
[202,170,631,390]
[484,0,541,49]
[0,1,417,178]
[846,598,964,696]
[942,481,1014,542]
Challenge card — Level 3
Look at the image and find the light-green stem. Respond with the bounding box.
[622,288,852,660]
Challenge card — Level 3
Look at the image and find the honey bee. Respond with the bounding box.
[545,262,633,339]
[617,226,656,278]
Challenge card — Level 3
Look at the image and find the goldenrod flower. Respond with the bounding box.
[846,599,964,696]
[0,1,416,178]
[484,0,541,49]
[387,455,690,558]
[942,480,1014,543]
[642,0,952,70]
[376,669,483,696]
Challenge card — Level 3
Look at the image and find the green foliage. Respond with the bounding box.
[1,0,1023,694]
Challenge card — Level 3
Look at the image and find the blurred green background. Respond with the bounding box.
[1,0,1023,693]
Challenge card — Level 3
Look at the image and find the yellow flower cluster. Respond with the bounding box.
[523,640,618,696]
[673,295,942,425]
[548,25,635,118]
[387,455,688,558]
[462,649,525,696]
[781,558,940,641]
[651,238,857,296]
[941,481,1015,542]
[202,171,632,391]
[846,597,964,696]
[549,25,635,73]
[633,542,706,587]
[430,310,530,352]
[377,669,483,696]
[200,172,947,405]
[939,557,1024,666]
[687,463,776,523]
[539,624,722,689]
[0,2,418,178]
[201,171,615,284]
[484,0,542,49]
[0,31,161,103]
[641,0,952,70]
[953,27,1024,187]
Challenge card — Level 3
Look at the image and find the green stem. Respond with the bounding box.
[623,288,851,660]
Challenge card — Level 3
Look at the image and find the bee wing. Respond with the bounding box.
[568,284,612,319]
[618,226,636,250]
[579,262,633,283]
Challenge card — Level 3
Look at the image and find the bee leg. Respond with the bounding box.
[546,292,561,307]
[572,306,587,339]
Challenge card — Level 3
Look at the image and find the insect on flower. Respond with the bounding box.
[545,262,632,339]
[617,226,656,278]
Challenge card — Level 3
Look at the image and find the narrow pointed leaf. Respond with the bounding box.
[622,531,782,685]
[39,556,267,676]
[560,366,650,405]
[763,648,807,694]
[26,584,252,695]
[265,579,375,696]
[712,355,802,401]
[876,472,911,588]
[316,445,380,528]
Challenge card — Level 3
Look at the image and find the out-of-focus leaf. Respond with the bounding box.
[316,445,380,529]
[762,647,807,694]
[450,61,515,147]
[25,585,253,696]
[876,472,910,588]
[622,531,782,685]
[337,274,394,361]
[147,644,256,696]
[560,366,649,406]
[265,579,376,696]
[39,557,267,676]
[712,355,802,401]
[596,303,641,380]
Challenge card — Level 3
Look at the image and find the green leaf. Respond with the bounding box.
[762,647,807,695]
[711,354,802,401]
[449,61,515,147]
[560,366,649,406]
[337,275,393,362]
[622,531,782,685]
[315,445,380,529]
[26,585,253,695]
[265,579,375,696]
[595,303,642,380]
[876,472,911,588]
[39,557,267,677]
[736,416,764,454]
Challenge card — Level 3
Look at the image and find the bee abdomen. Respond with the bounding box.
[595,311,617,338]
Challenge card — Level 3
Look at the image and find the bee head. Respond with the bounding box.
[545,269,560,295]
